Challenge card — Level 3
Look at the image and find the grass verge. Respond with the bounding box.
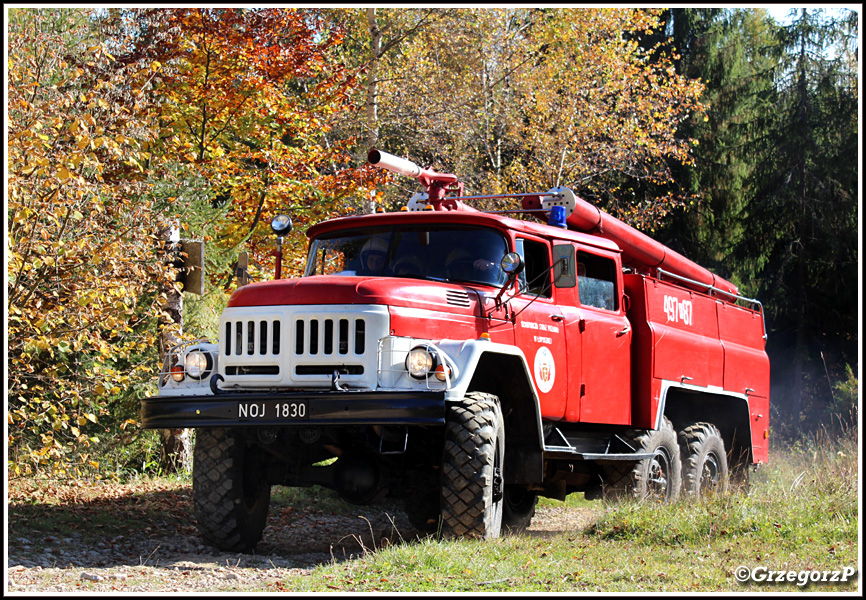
[278,428,860,592]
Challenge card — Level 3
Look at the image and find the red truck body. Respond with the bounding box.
[144,150,770,551]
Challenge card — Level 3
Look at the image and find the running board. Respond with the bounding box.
[543,447,655,461]
[543,426,654,461]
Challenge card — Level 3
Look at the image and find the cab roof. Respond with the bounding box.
[305,210,622,254]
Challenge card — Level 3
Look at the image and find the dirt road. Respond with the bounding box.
[6,479,595,593]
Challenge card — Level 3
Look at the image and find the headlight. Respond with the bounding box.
[184,349,212,380]
[406,346,435,379]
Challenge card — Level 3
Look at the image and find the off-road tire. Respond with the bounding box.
[403,491,439,533]
[679,422,729,497]
[602,418,682,502]
[440,392,504,539]
[502,485,537,534]
[193,428,271,552]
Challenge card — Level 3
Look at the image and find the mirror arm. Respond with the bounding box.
[487,257,566,320]
[493,274,518,312]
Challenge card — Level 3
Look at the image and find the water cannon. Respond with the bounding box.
[368,149,469,211]
[522,192,740,299]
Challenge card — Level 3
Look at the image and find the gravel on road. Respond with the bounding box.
[6,480,595,593]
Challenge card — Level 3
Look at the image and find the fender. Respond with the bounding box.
[436,339,545,451]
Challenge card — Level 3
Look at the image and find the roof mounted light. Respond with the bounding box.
[271,214,293,237]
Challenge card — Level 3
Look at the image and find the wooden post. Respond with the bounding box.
[157,223,190,474]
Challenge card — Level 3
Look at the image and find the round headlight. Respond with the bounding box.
[406,346,435,379]
[184,350,211,380]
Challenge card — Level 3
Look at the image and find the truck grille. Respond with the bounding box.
[218,305,388,390]
[225,319,281,358]
[294,318,366,356]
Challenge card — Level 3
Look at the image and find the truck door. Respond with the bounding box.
[568,249,632,425]
[512,237,568,420]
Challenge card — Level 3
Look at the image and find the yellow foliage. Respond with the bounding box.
[7,8,177,475]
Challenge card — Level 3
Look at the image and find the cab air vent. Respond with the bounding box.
[446,290,471,307]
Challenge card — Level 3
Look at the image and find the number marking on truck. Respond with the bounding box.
[238,401,308,420]
[663,295,693,326]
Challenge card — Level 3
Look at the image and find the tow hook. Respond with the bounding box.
[331,370,346,392]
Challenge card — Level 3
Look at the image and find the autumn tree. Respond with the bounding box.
[113,7,378,471]
[7,8,375,476]
[7,8,180,475]
[115,8,377,280]
[326,8,705,224]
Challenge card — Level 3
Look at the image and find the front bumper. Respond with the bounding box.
[140,390,447,429]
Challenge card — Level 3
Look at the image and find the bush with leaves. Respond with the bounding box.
[7,8,181,476]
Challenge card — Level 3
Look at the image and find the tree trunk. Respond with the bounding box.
[366,8,381,151]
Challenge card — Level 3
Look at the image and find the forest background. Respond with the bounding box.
[6,7,860,477]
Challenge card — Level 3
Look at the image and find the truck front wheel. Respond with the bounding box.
[193,428,271,552]
[502,485,537,534]
[440,392,504,539]
[679,422,729,497]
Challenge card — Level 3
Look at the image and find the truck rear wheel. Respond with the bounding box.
[679,422,729,497]
[603,418,682,502]
[440,392,504,539]
[193,428,271,552]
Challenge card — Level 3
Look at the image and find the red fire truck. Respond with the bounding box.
[142,150,770,552]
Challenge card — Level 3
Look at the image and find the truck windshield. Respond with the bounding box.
[305,225,509,287]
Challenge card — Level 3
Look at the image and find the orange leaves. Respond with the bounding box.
[328,8,705,221]
[138,8,368,270]
[492,8,706,215]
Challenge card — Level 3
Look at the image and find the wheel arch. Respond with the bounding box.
[660,385,754,469]
[454,346,545,485]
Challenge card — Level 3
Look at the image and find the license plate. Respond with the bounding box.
[237,400,308,421]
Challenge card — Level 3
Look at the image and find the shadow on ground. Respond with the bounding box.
[6,479,427,571]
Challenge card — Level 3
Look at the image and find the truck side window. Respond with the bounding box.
[577,251,617,311]
[516,238,552,298]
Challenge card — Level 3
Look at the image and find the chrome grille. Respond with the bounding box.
[219,305,388,390]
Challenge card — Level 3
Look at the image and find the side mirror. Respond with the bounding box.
[552,244,576,288]
[500,252,524,278]
[271,214,293,237]
[492,252,525,312]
